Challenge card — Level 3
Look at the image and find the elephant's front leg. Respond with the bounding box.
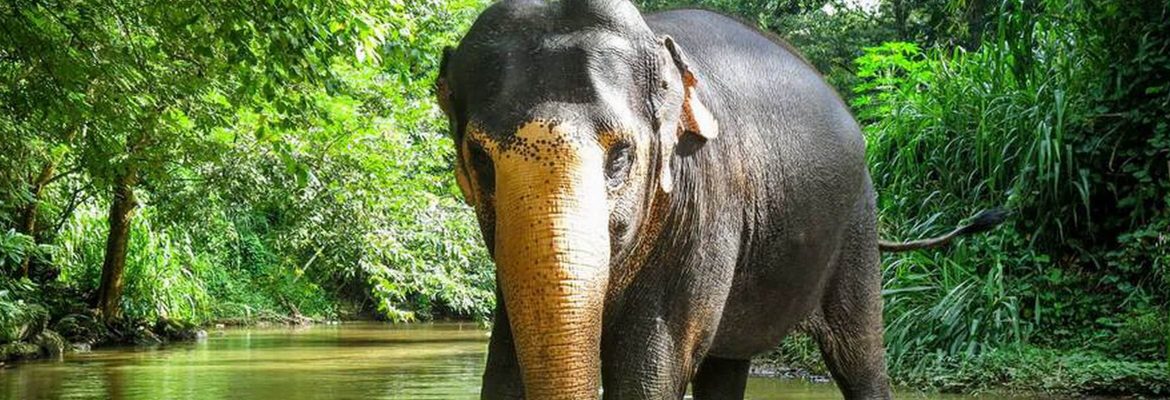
[600,300,725,399]
[600,318,695,399]
[601,239,740,399]
[481,295,524,400]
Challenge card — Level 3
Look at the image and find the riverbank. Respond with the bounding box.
[0,276,361,366]
[754,333,1170,398]
[0,307,326,366]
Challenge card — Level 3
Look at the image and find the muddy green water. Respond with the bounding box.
[1,323,1004,399]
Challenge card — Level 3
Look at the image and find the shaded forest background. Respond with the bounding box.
[1,0,1167,395]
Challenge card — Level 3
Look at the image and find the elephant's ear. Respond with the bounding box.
[436,46,477,206]
[435,46,455,118]
[657,36,719,194]
[665,37,718,141]
[455,141,479,206]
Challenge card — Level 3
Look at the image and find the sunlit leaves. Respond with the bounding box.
[1,0,496,321]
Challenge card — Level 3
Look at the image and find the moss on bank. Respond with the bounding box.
[0,341,42,362]
[1,311,314,363]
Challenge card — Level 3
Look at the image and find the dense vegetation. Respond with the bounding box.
[1,0,494,339]
[2,0,1166,396]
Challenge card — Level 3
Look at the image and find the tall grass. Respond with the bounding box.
[855,1,1097,377]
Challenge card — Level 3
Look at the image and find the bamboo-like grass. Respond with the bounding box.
[860,2,1097,377]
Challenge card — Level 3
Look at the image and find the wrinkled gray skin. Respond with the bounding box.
[439,1,995,399]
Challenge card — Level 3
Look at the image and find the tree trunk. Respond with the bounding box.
[892,0,909,40]
[94,166,138,322]
[16,162,56,279]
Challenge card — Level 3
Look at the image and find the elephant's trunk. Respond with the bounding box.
[492,123,610,399]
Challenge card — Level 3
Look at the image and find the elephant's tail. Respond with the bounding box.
[878,208,1009,252]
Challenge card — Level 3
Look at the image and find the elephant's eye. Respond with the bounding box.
[468,141,495,195]
[605,141,632,189]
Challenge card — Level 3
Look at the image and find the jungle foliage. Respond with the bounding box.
[0,0,494,332]
[1,0,1167,396]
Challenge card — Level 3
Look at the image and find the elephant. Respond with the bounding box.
[434,1,1006,399]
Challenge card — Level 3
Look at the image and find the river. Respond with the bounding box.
[1,323,1009,399]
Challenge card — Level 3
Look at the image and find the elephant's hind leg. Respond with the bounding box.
[692,356,750,400]
[808,200,893,400]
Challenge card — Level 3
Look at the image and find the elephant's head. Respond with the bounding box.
[436,0,717,397]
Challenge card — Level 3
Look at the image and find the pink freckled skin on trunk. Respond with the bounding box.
[472,121,611,399]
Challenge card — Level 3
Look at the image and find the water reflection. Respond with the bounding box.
[3,323,485,399]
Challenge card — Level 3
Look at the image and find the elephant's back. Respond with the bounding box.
[645,9,826,101]
[646,9,872,357]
